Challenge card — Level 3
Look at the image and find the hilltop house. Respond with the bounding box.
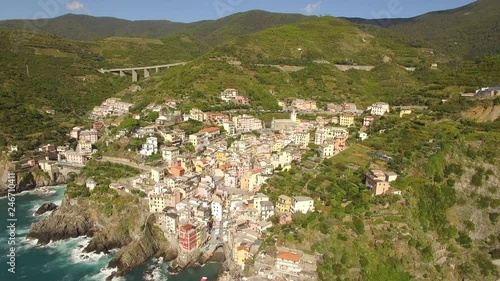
[365,169,397,196]
[370,102,390,116]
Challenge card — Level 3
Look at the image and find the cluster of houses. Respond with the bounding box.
[63,126,100,165]
[460,86,500,99]
[12,87,409,279]
[90,98,133,119]
[220,89,250,105]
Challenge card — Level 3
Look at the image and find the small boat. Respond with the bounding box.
[200,277,208,281]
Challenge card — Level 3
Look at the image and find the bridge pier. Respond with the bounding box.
[132,70,138,82]
[101,62,187,83]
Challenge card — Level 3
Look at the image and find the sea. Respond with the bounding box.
[0,185,222,281]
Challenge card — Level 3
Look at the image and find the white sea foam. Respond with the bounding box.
[85,266,121,281]
[144,266,163,281]
[0,185,65,199]
[18,237,39,252]
[52,199,63,206]
[71,237,107,263]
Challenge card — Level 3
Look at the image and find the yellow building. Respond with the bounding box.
[195,223,207,248]
[241,170,263,192]
[339,114,355,127]
[237,245,251,266]
[193,158,207,174]
[215,151,227,163]
[276,195,292,213]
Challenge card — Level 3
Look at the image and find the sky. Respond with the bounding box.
[0,0,477,22]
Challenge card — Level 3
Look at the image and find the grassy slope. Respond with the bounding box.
[0,30,131,149]
[123,17,438,110]
[345,0,500,59]
[0,14,186,40]
[0,10,307,46]
[260,105,499,280]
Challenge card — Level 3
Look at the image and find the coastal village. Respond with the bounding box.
[4,82,499,280]
[0,77,497,281]
[2,0,500,279]
[17,87,424,280]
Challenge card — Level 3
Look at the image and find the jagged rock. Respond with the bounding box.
[27,193,179,278]
[107,216,177,279]
[84,228,132,254]
[27,197,94,245]
[34,202,58,216]
[18,169,54,192]
[27,211,93,244]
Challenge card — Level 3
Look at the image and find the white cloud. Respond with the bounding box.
[303,1,322,15]
[66,1,84,11]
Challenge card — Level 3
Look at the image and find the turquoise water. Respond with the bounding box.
[0,186,221,281]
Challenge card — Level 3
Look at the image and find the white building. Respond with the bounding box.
[233,115,263,132]
[253,193,270,213]
[330,127,349,139]
[293,132,310,149]
[370,102,390,116]
[221,88,238,102]
[276,251,302,273]
[211,200,223,222]
[260,201,275,221]
[223,121,236,135]
[358,132,368,141]
[164,212,179,235]
[314,127,329,145]
[77,140,93,154]
[271,110,297,130]
[161,147,179,165]
[291,196,314,214]
[65,151,88,165]
[320,142,335,158]
[141,137,158,156]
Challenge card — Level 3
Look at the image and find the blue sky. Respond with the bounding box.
[0,0,476,22]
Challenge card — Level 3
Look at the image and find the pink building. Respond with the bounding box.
[234,95,250,105]
[334,136,347,155]
[363,116,374,127]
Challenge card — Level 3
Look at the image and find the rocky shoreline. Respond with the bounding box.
[25,193,220,279]
[0,167,66,197]
[14,166,225,279]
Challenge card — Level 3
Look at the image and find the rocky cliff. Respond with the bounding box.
[107,215,177,279]
[0,167,65,197]
[27,191,178,277]
[27,197,94,244]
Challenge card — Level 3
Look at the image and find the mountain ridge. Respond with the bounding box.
[0,10,308,42]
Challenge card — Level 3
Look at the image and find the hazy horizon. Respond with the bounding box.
[0,0,476,23]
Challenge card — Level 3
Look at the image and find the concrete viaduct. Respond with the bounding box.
[98,62,188,82]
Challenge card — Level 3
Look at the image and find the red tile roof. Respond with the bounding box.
[179,224,193,231]
[276,251,302,262]
[200,127,220,133]
[237,245,249,251]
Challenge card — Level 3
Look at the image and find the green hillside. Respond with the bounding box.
[122,17,466,111]
[176,10,307,47]
[0,30,130,149]
[345,0,500,58]
[0,10,307,45]
[0,14,186,40]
